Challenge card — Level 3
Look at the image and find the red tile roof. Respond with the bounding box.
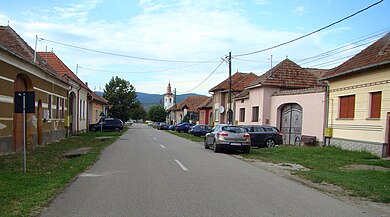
[248,59,322,89]
[0,26,64,81]
[90,91,109,104]
[197,97,213,109]
[37,52,89,89]
[272,86,326,96]
[169,96,209,112]
[234,89,250,100]
[322,32,390,80]
[209,72,258,92]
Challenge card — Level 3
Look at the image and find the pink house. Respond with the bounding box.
[235,59,327,145]
[197,97,213,125]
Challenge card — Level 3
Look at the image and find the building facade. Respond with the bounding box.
[209,72,258,125]
[0,26,69,154]
[197,97,213,125]
[322,32,390,157]
[234,59,326,145]
[38,52,90,134]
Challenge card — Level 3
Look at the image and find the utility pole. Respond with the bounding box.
[228,51,232,125]
[174,88,177,105]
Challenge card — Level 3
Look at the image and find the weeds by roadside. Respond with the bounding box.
[241,146,390,203]
[167,130,205,143]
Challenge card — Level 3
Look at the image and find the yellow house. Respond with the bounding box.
[88,91,109,124]
[322,32,390,157]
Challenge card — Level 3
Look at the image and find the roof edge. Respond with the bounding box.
[321,61,390,80]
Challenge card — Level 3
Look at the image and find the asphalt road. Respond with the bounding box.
[40,123,380,217]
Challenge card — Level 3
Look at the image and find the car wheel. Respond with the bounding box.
[213,140,220,153]
[114,127,120,132]
[243,147,250,154]
[265,139,275,148]
[204,140,209,149]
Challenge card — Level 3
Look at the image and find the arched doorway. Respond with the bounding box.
[280,103,302,145]
[69,92,76,135]
[209,111,213,126]
[13,74,33,151]
[37,99,43,145]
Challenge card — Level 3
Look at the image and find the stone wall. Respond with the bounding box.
[330,137,386,157]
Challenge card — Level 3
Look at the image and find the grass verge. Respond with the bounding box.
[166,130,205,143]
[242,146,390,203]
[0,129,125,217]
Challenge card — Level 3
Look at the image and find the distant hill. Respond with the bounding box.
[94,91,204,110]
[136,92,203,105]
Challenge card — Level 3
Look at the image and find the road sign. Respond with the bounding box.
[14,91,35,113]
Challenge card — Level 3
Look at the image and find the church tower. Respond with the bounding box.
[164,82,174,110]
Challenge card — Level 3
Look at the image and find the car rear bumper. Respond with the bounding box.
[216,142,250,150]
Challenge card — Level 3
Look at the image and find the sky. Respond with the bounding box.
[0,0,389,95]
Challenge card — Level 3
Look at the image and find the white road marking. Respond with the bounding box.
[174,159,188,171]
[160,144,167,149]
[153,137,157,140]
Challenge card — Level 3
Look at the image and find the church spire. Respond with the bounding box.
[166,81,172,96]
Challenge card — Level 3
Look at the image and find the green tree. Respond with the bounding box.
[104,76,137,122]
[129,100,147,121]
[182,114,190,122]
[147,105,167,122]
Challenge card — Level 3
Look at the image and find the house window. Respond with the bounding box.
[61,98,65,118]
[370,92,381,118]
[239,108,245,122]
[252,106,259,122]
[56,96,60,118]
[48,94,52,119]
[339,95,355,118]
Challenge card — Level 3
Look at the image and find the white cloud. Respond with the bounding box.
[6,0,339,94]
[293,6,306,16]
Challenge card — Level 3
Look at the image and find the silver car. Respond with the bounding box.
[204,124,251,153]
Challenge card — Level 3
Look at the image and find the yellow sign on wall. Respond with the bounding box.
[64,115,72,127]
[324,128,333,137]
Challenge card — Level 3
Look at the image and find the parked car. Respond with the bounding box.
[168,125,175,131]
[204,124,250,153]
[157,123,169,130]
[189,124,211,136]
[147,121,154,126]
[175,122,194,133]
[153,122,162,128]
[241,125,283,148]
[89,118,124,132]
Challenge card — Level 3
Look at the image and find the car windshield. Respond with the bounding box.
[222,126,246,133]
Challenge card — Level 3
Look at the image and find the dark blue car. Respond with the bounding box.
[189,124,211,136]
[175,122,194,133]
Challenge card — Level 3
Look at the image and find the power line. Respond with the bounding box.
[296,30,388,65]
[233,0,383,57]
[38,37,220,64]
[177,59,225,93]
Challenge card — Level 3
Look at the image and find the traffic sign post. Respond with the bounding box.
[14,91,35,174]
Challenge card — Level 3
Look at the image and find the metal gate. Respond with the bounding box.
[280,104,302,145]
